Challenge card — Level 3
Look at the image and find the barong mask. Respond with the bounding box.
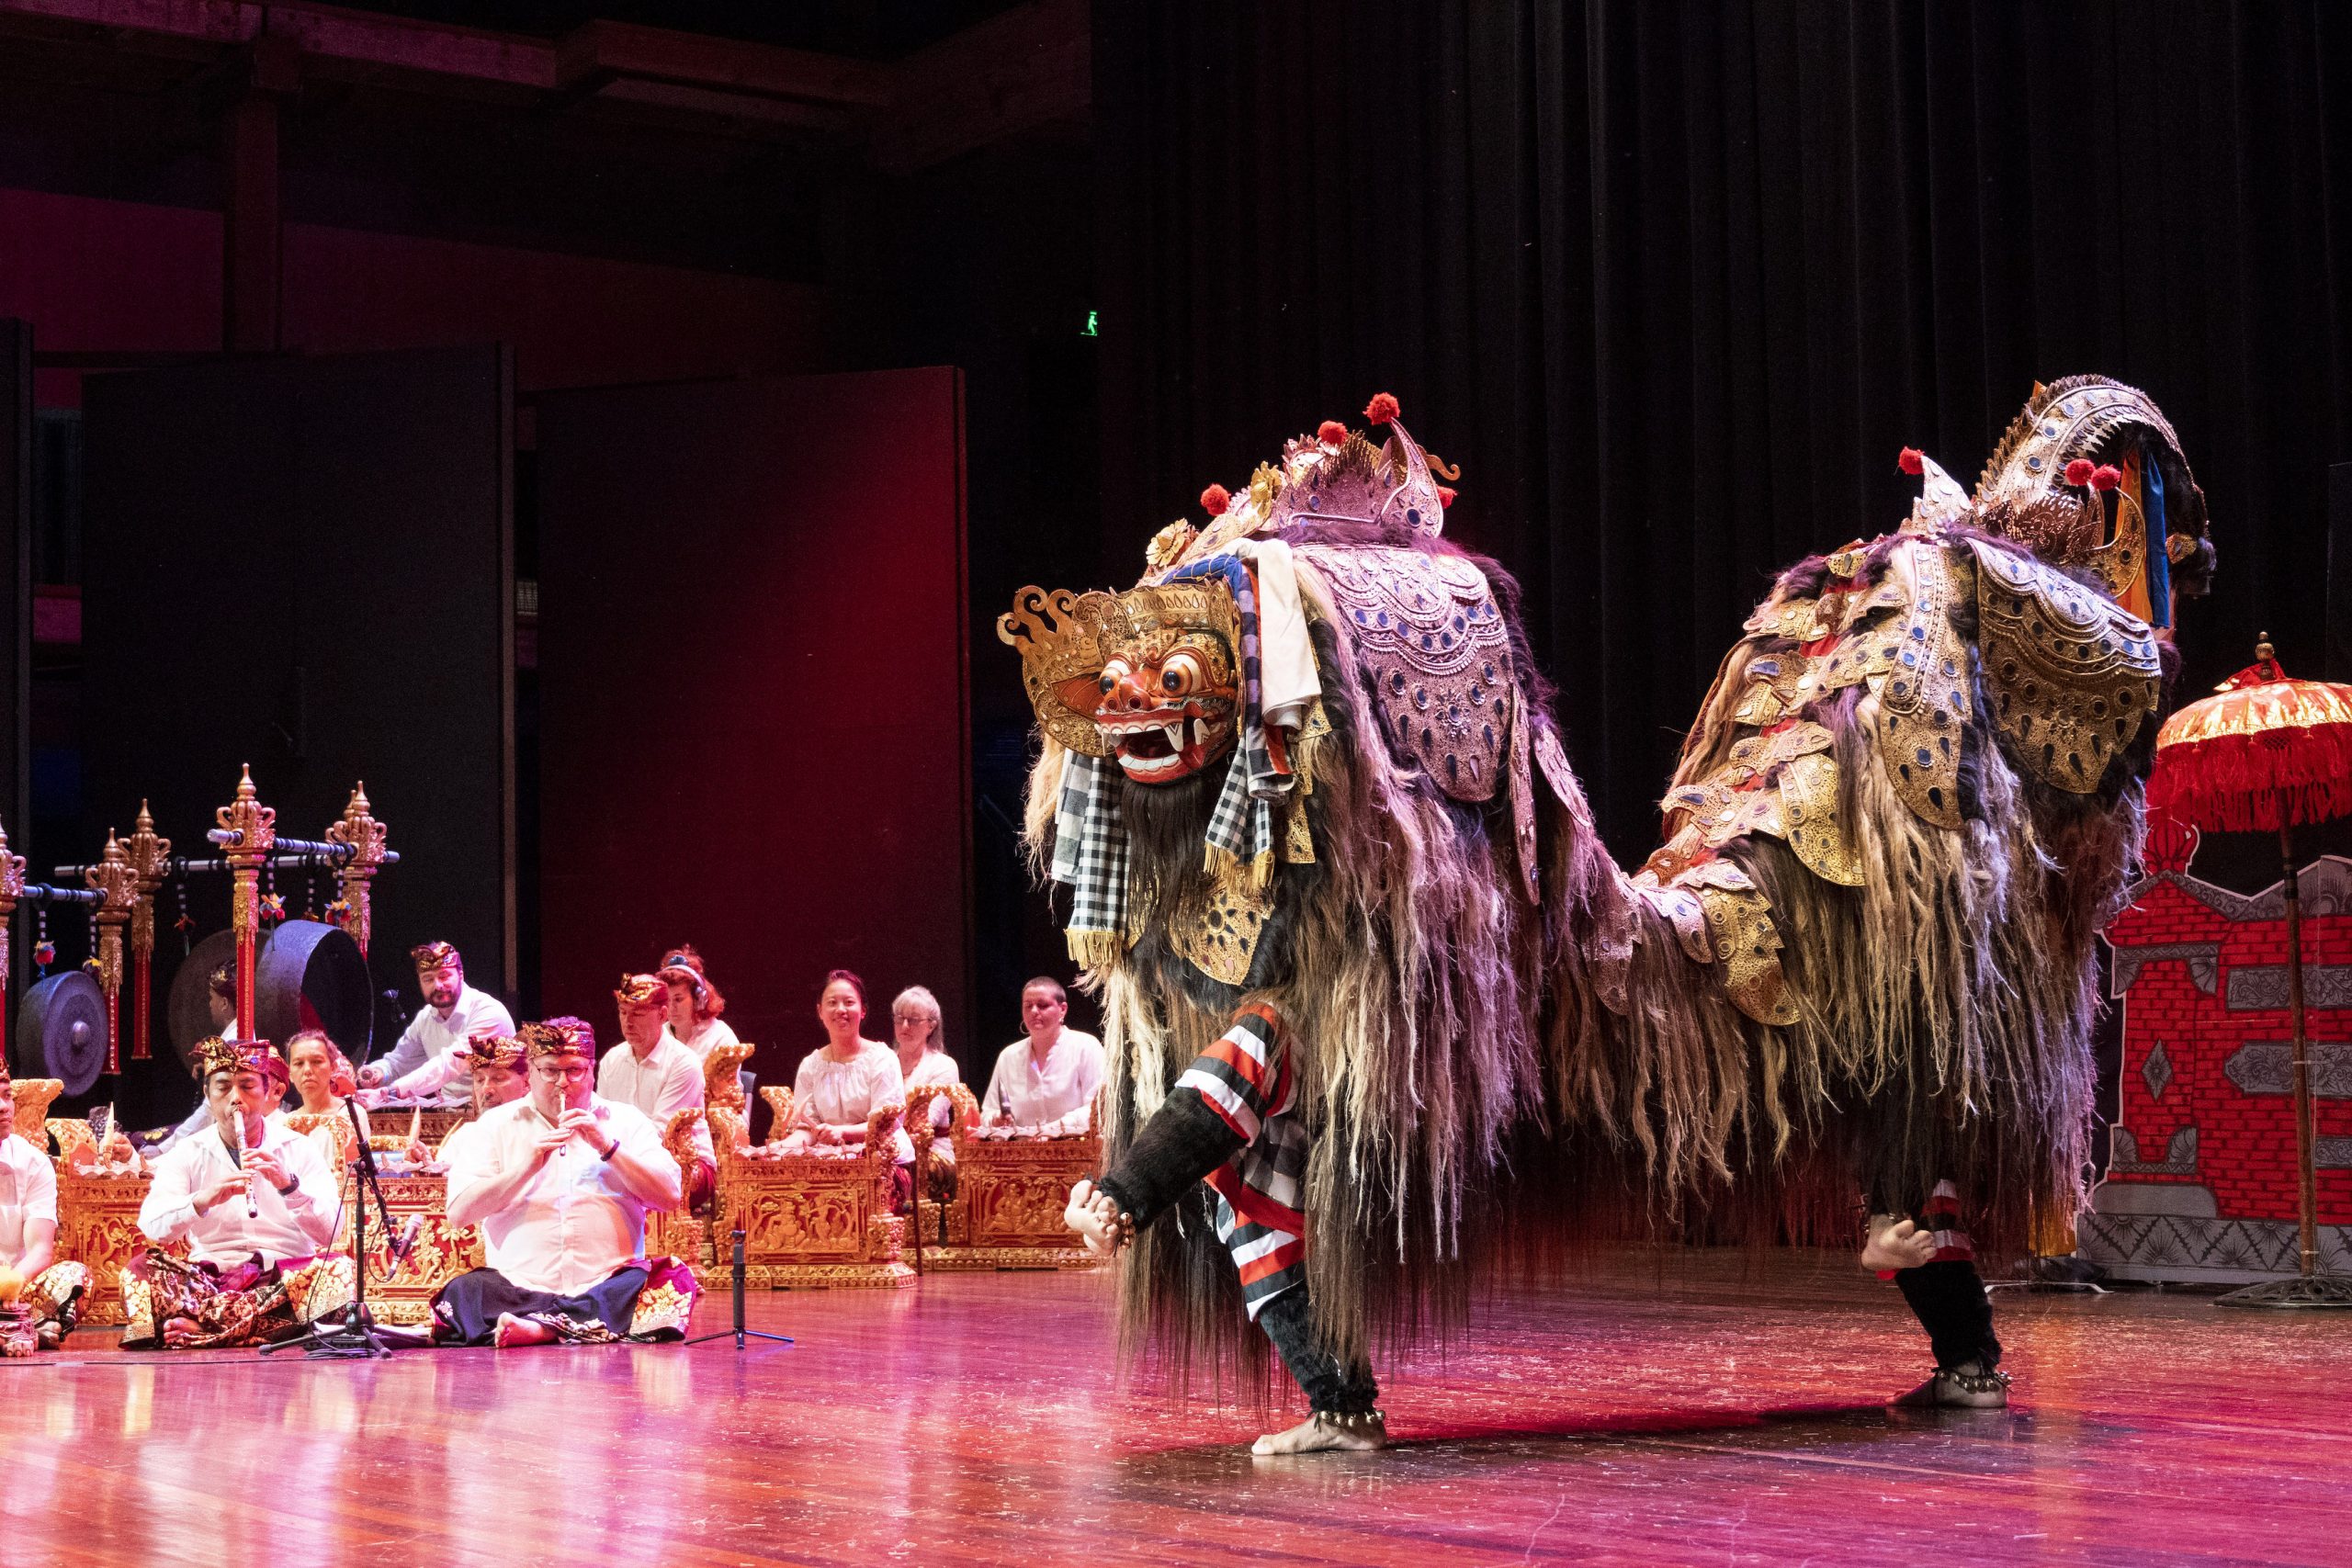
[1092,589,1244,784]
[999,583,1243,786]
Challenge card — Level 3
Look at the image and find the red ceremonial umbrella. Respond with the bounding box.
[2147,637,2352,1307]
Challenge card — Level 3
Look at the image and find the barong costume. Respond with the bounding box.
[1002,380,2211,1413]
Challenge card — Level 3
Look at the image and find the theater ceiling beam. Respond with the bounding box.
[0,0,1090,163]
[870,0,1090,175]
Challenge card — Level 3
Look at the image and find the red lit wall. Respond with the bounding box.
[0,185,826,406]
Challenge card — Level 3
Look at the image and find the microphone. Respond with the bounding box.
[392,1213,424,1262]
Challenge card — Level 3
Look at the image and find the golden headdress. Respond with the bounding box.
[192,1036,288,1085]
[614,973,666,1009]
[521,1018,595,1059]
[459,1029,526,1070]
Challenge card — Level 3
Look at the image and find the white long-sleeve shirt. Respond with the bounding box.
[444,1096,677,1296]
[0,1134,58,1264]
[377,985,516,1105]
[138,1118,342,1266]
[980,1031,1105,1135]
[598,1036,714,1168]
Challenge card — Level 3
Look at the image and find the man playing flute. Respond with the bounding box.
[431,1020,696,1346]
[124,1038,352,1348]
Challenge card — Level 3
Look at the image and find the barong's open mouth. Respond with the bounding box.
[1096,704,1233,783]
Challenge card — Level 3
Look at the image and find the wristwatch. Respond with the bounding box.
[597,1137,619,1161]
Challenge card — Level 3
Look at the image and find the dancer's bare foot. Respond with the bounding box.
[1063,1179,1134,1258]
[492,1312,556,1348]
[161,1315,203,1348]
[1251,1410,1389,1456]
[1860,1214,1937,1273]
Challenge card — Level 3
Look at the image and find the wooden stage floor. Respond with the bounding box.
[3,1248,2344,1566]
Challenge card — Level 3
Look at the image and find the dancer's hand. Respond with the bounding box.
[1860,1215,1938,1273]
[1064,1178,1135,1258]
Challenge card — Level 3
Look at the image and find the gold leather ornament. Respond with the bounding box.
[1968,537,2161,795]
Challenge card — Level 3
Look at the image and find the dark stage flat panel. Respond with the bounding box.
[0,322,28,881]
[536,368,969,1085]
[81,346,514,1122]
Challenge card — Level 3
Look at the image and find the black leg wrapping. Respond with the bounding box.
[1091,1087,1243,1231]
[1255,1286,1380,1415]
[1895,1258,2001,1371]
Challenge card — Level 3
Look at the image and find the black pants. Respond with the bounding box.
[431,1266,648,1345]
[1097,1088,1380,1414]
[1895,1258,2000,1371]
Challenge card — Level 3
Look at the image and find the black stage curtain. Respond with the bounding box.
[1097,1,2352,862]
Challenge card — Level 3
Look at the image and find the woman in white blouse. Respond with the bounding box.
[783,971,913,1201]
[658,943,741,1061]
[890,986,963,1169]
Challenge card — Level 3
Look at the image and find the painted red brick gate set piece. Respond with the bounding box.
[2082,813,2352,1282]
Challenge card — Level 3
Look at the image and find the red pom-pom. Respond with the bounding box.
[1199,484,1230,517]
[2090,464,2122,492]
[1363,392,1401,424]
[1316,420,1348,446]
[1898,446,1925,476]
[1436,486,1456,509]
[2064,457,2096,486]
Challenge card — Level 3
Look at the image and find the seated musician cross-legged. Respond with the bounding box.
[0,1064,90,1355]
[125,1038,352,1349]
[433,1020,698,1348]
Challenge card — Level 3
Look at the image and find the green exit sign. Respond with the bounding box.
[1081,309,1099,337]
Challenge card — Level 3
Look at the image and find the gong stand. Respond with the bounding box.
[122,804,170,1062]
[54,772,397,1063]
[16,881,108,1078]
[81,835,139,1076]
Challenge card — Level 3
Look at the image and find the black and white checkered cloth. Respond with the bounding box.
[1050,751,1128,950]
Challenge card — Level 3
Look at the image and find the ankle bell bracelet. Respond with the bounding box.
[1313,1408,1385,1430]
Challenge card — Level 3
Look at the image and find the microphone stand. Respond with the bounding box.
[261,1098,404,1359]
[683,1213,793,1350]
